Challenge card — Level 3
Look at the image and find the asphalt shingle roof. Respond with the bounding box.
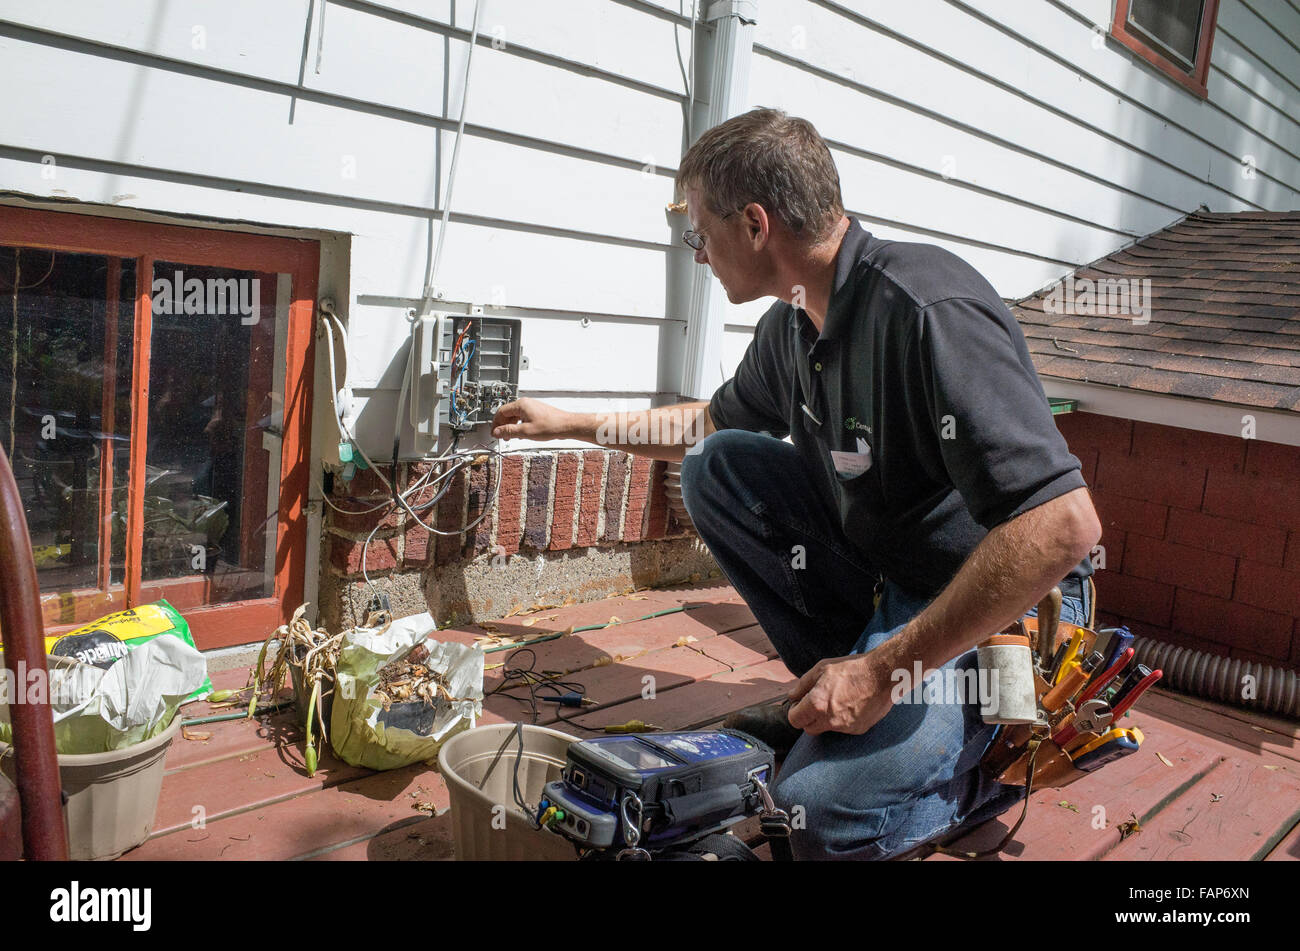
[1013,211,1300,413]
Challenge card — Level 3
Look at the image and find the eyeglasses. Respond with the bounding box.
[682,210,737,251]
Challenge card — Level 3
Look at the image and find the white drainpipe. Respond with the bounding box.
[679,0,758,402]
[668,1,757,532]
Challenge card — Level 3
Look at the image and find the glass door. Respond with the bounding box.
[0,207,318,649]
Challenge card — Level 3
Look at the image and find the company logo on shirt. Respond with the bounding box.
[843,416,872,436]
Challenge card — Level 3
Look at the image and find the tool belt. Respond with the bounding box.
[936,583,1157,859]
[981,618,1112,790]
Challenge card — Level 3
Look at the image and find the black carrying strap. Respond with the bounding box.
[767,832,795,862]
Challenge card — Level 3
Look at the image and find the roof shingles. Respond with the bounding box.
[1014,210,1300,413]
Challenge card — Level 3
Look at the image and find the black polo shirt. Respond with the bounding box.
[708,218,1092,599]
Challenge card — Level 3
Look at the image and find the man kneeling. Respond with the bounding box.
[491,108,1100,860]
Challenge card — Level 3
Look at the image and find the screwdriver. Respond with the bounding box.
[1043,651,1103,713]
[1050,628,1086,685]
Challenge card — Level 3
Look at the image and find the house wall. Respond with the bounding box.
[722,0,1300,363]
[1058,412,1300,669]
[2,0,1297,636]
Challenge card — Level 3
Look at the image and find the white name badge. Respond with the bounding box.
[830,438,873,478]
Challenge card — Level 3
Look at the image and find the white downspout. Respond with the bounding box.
[666,1,756,533]
[679,0,758,401]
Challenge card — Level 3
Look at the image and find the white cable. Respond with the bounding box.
[424,0,485,310]
[388,0,485,468]
[314,0,328,74]
[319,300,355,442]
[687,0,698,143]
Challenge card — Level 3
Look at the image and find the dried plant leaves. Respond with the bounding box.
[1117,813,1142,840]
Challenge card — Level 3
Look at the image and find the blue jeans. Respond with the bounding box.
[681,430,1090,860]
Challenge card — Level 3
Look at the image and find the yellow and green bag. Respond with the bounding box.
[41,600,213,703]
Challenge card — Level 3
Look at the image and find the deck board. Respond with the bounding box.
[124,762,451,861]
[1104,757,1300,861]
[122,581,1300,861]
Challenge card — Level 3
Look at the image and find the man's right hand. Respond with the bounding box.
[490,397,712,461]
[491,397,573,441]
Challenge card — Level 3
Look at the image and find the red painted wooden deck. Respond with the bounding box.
[121,582,1300,861]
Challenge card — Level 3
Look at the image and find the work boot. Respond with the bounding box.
[723,698,801,758]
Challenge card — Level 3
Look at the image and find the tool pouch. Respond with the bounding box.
[978,616,1096,791]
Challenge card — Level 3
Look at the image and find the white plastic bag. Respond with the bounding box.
[330,612,484,771]
[1,634,206,753]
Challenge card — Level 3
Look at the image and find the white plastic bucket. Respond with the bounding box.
[0,714,178,861]
[0,651,180,860]
[437,723,579,861]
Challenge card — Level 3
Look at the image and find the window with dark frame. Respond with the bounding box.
[1110,0,1221,98]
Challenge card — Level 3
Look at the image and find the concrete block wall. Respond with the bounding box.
[1056,412,1300,669]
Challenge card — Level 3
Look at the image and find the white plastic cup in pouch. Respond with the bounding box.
[976,634,1038,725]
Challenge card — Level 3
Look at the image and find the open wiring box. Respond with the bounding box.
[439,314,521,433]
[406,311,522,452]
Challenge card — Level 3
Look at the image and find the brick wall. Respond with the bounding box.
[323,450,687,608]
[1057,412,1300,669]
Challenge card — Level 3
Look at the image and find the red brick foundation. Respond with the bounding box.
[323,449,690,604]
[1057,412,1300,668]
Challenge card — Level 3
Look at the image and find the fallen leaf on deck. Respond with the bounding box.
[1118,814,1141,840]
[592,657,612,667]
[607,616,621,625]
[1156,752,1173,767]
[1210,793,1223,803]
[1057,800,1078,813]
[1263,765,1280,770]
[674,636,698,647]
[182,727,213,742]
[522,618,537,627]
[627,595,648,601]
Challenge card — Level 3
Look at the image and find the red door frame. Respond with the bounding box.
[0,206,318,649]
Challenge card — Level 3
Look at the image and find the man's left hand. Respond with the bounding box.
[787,651,895,736]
